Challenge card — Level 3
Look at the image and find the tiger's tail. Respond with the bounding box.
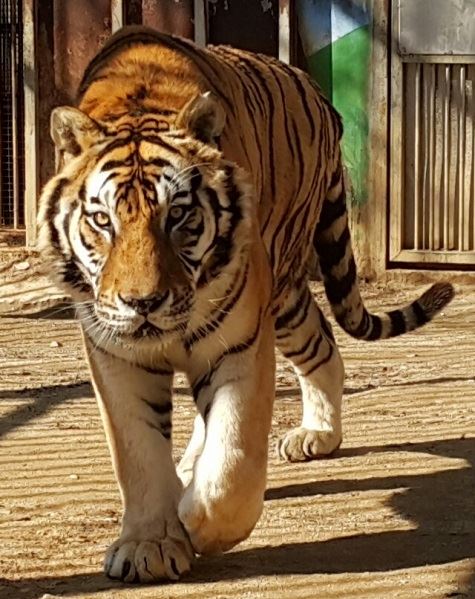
[314,165,455,340]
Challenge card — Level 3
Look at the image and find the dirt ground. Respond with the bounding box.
[0,281,474,599]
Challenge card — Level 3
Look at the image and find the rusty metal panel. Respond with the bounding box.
[142,0,194,38]
[53,0,112,103]
[207,0,278,56]
[398,0,475,56]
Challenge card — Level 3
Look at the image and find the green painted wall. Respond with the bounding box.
[300,3,371,206]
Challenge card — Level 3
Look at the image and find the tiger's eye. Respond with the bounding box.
[169,206,186,220]
[92,211,111,228]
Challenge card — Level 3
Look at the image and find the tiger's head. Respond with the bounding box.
[38,93,256,349]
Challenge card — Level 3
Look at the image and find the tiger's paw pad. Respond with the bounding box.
[277,427,341,462]
[104,535,194,583]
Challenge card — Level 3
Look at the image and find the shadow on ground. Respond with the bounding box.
[1,436,473,598]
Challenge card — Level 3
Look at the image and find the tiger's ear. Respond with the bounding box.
[50,107,102,159]
[176,92,225,144]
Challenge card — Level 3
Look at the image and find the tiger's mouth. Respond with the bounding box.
[132,321,164,339]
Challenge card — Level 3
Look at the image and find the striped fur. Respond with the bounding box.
[37,26,454,583]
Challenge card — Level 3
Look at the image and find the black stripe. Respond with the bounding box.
[185,264,248,351]
[295,334,323,367]
[283,334,314,359]
[278,62,316,143]
[146,420,171,439]
[388,310,406,336]
[412,301,429,326]
[366,315,383,340]
[276,287,312,332]
[318,309,335,342]
[303,343,334,377]
[323,255,357,306]
[192,312,262,402]
[290,118,305,197]
[141,365,173,376]
[315,225,351,272]
[142,398,172,415]
[315,191,347,235]
[235,53,276,203]
[46,178,69,250]
[350,308,370,338]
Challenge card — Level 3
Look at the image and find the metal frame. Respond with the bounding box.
[389,1,475,267]
[23,0,37,246]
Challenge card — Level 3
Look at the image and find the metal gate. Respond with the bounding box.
[390,0,475,267]
[0,0,24,231]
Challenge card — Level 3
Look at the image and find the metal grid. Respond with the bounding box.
[0,0,24,229]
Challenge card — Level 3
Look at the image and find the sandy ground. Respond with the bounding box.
[0,281,474,599]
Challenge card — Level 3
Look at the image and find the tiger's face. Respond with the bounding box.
[38,96,254,348]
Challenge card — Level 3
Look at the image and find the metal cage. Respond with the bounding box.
[0,0,24,230]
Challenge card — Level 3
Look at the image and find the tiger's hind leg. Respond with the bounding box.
[275,283,344,462]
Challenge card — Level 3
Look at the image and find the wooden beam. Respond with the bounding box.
[23,0,39,247]
[193,0,206,46]
[111,0,124,33]
[278,0,291,63]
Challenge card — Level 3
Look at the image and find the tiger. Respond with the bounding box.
[37,25,454,583]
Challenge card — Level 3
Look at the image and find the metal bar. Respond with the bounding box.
[193,0,206,46]
[11,0,19,229]
[278,0,291,63]
[448,65,457,250]
[392,248,475,265]
[401,55,475,65]
[23,0,38,246]
[465,67,474,251]
[458,65,466,250]
[433,65,442,251]
[414,63,421,249]
[111,0,123,33]
[0,3,3,227]
[421,64,430,250]
[428,64,435,250]
[443,65,450,250]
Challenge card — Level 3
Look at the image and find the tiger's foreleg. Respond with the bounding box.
[179,313,275,555]
[83,336,194,583]
[177,414,205,488]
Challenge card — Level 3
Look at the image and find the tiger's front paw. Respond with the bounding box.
[105,518,194,583]
[178,481,262,555]
[278,427,341,462]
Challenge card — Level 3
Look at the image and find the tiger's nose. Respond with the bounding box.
[119,291,170,315]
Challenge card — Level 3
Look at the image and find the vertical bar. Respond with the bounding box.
[465,66,474,251]
[0,2,4,226]
[448,65,457,251]
[11,0,19,229]
[433,65,443,250]
[23,0,38,246]
[421,64,430,250]
[427,64,435,250]
[278,0,291,63]
[458,65,466,251]
[414,63,421,249]
[443,65,450,250]
[111,0,124,33]
[193,0,206,46]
